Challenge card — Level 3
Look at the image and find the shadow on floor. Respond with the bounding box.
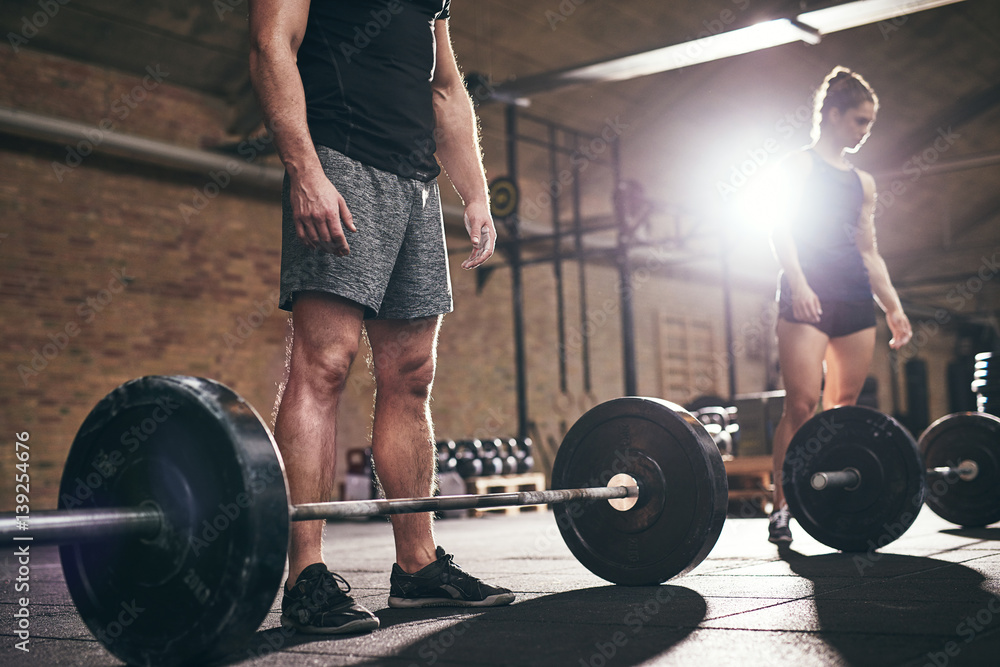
[779,547,995,666]
[224,585,706,666]
[940,526,1000,541]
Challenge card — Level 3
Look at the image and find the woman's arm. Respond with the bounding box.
[855,170,912,349]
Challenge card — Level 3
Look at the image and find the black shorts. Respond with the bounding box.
[778,295,876,338]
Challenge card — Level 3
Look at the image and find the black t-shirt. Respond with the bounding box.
[777,150,871,302]
[297,0,451,182]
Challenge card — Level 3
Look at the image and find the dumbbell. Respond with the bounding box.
[514,437,534,473]
[479,438,505,476]
[454,439,483,477]
[436,439,457,473]
[498,438,519,474]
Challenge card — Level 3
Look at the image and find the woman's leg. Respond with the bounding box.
[823,326,877,407]
[772,319,830,511]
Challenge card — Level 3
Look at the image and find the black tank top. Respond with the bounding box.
[296,1,451,182]
[778,150,871,302]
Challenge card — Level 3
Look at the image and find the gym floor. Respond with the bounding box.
[5,509,1000,666]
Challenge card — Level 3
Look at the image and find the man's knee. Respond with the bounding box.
[374,355,436,399]
[294,344,358,393]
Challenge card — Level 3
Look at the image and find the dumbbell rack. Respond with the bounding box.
[466,472,547,517]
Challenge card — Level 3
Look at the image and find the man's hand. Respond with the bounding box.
[289,171,357,255]
[461,200,496,269]
[791,283,823,323]
[886,309,912,350]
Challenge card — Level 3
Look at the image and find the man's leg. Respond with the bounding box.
[274,291,364,584]
[365,316,441,573]
[366,315,514,608]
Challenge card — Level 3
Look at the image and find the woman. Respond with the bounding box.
[768,66,913,544]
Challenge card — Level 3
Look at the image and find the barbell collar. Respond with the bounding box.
[810,468,861,491]
[291,485,638,521]
[0,506,162,547]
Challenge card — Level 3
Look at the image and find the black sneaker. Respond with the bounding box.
[388,546,515,609]
[768,507,793,544]
[281,563,380,634]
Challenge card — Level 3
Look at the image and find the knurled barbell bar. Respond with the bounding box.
[782,406,1000,552]
[0,376,728,667]
[4,485,641,544]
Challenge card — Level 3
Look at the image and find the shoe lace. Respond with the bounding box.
[311,570,351,603]
[438,552,478,588]
[770,510,790,529]
[438,553,459,580]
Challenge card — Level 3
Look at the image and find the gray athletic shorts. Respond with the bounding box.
[279,145,453,319]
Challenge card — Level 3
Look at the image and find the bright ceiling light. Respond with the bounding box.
[559,19,821,85]
[798,0,969,35]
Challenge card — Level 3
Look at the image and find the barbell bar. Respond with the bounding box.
[291,483,638,520]
[1,484,639,546]
[0,376,728,667]
[810,460,980,491]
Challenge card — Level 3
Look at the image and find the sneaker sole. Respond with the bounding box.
[768,534,793,544]
[280,614,380,634]
[387,592,515,609]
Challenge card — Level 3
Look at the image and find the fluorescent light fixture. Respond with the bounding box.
[798,0,969,35]
[559,19,820,85]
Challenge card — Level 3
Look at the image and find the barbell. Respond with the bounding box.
[0,376,728,666]
[782,405,1000,552]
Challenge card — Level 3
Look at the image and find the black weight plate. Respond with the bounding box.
[552,397,727,585]
[59,376,289,666]
[921,412,1000,527]
[782,406,925,552]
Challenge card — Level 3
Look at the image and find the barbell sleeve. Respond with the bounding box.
[810,469,861,491]
[926,460,979,481]
[0,507,163,547]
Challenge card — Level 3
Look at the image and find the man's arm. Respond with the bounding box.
[855,171,912,349]
[430,19,495,270]
[248,0,355,255]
